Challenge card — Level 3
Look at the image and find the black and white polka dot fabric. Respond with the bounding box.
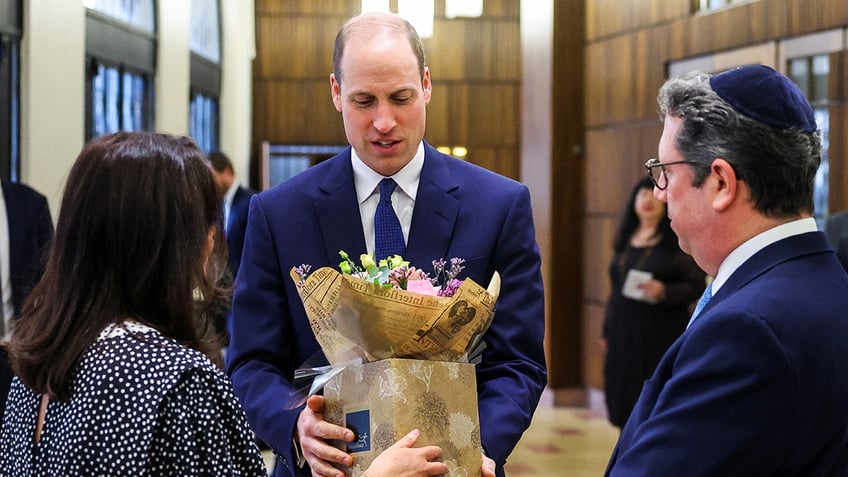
[0,321,266,476]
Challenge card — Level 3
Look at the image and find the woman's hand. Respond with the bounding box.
[363,429,447,477]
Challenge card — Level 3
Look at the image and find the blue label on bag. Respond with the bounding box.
[346,410,371,453]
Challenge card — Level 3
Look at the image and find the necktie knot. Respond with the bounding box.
[379,178,397,203]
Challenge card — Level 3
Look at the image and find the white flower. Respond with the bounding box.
[378,368,408,403]
[409,361,433,391]
[449,412,476,449]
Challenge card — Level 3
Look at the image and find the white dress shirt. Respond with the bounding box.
[711,217,818,295]
[351,142,424,255]
[0,182,11,339]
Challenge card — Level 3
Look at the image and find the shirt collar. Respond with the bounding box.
[223,181,238,205]
[351,142,424,204]
[711,217,817,293]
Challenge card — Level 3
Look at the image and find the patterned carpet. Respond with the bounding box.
[504,406,619,476]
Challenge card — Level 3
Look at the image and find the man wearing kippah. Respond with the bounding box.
[605,64,848,475]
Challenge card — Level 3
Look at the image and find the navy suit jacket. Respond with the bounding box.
[606,231,848,476]
[0,180,53,423]
[227,185,257,279]
[226,143,547,476]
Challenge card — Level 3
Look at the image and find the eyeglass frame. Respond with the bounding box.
[644,158,700,190]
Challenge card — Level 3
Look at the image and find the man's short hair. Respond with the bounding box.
[207,151,233,174]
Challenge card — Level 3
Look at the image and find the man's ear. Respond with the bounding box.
[710,158,739,212]
[330,73,342,112]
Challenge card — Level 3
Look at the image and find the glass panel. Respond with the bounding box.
[270,155,311,186]
[105,66,120,134]
[0,35,18,181]
[9,38,18,181]
[90,62,149,138]
[811,55,829,102]
[787,58,810,97]
[813,107,829,229]
[85,0,155,33]
[121,70,146,131]
[190,0,220,63]
[190,92,219,154]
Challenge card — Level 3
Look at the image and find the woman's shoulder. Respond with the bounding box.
[78,322,221,394]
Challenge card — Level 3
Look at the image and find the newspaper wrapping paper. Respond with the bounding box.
[289,266,501,365]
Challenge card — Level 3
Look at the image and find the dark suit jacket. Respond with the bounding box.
[227,185,257,279]
[0,180,53,422]
[226,143,547,476]
[605,231,848,476]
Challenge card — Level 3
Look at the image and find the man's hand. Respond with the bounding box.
[296,395,355,477]
[364,429,448,477]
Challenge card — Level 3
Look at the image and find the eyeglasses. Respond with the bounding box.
[645,158,699,190]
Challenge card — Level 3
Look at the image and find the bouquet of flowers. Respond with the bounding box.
[290,252,500,477]
[289,251,501,365]
[296,251,466,297]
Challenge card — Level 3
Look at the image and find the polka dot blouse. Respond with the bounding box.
[0,321,267,476]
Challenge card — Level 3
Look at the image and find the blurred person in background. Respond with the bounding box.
[602,176,705,428]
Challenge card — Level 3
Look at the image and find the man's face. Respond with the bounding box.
[330,31,431,177]
[654,115,708,258]
[211,168,233,196]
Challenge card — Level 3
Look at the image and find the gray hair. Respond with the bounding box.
[658,71,822,217]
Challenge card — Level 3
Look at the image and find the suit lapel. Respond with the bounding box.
[405,144,460,271]
[315,151,368,264]
[696,231,830,321]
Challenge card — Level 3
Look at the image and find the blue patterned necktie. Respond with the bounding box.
[687,283,713,329]
[374,178,405,260]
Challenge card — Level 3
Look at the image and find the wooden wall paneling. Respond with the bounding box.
[584,35,640,126]
[467,84,519,146]
[428,21,466,81]
[480,0,520,18]
[829,103,847,213]
[584,42,611,127]
[451,20,519,80]
[465,146,519,181]
[583,215,616,305]
[550,0,586,390]
[587,0,691,42]
[423,85,451,146]
[827,51,847,213]
[582,302,607,389]
[685,4,766,57]
[585,129,628,214]
[255,0,356,17]
[773,0,848,37]
[255,17,337,79]
[254,80,344,145]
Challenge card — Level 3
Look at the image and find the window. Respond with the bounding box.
[189,0,221,154]
[0,0,21,181]
[694,0,754,12]
[84,0,156,140]
[788,55,830,228]
[260,143,345,190]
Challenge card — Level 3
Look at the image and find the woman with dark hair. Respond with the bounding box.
[601,176,705,428]
[0,132,265,475]
[0,132,447,477]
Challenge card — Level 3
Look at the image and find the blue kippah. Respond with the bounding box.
[709,64,817,133]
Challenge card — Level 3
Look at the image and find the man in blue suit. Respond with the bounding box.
[606,65,848,475]
[227,11,547,477]
[209,150,257,279]
[0,179,53,423]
